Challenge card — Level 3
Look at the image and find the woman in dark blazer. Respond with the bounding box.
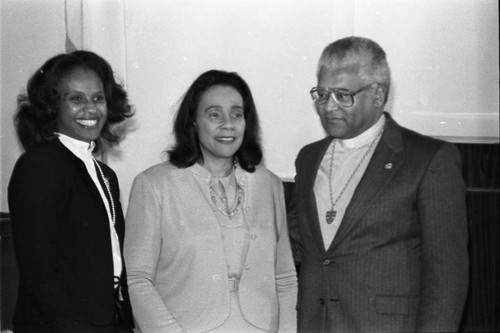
[8,50,134,333]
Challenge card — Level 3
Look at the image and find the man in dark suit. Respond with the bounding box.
[288,36,469,332]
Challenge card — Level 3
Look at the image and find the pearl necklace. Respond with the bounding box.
[209,170,243,218]
[93,157,116,226]
[326,126,384,224]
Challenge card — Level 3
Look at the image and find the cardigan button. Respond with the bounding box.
[251,234,257,240]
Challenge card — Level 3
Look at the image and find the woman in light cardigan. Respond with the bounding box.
[124,70,297,333]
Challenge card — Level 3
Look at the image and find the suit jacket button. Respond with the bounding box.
[319,298,325,305]
[323,259,331,265]
[82,220,89,226]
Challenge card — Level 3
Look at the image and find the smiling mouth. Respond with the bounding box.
[76,119,98,127]
[216,137,236,143]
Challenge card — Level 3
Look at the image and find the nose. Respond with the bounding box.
[83,99,98,113]
[324,93,341,112]
[220,114,236,129]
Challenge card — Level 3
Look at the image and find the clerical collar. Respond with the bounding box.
[338,114,386,149]
[56,133,95,159]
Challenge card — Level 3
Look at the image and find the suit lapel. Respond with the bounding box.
[327,115,404,252]
[302,137,333,253]
[55,140,111,222]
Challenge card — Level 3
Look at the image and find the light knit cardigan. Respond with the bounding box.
[124,161,298,333]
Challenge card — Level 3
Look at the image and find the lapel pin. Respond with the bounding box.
[385,163,393,169]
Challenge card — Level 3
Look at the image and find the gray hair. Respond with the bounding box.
[317,36,391,103]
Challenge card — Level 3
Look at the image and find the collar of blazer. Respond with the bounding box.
[299,112,405,253]
[53,138,117,220]
[326,113,404,252]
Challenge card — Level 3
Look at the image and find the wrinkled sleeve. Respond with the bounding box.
[275,179,298,333]
[8,154,92,332]
[286,163,304,266]
[124,173,186,333]
[415,143,469,332]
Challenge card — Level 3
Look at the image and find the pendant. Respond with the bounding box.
[326,210,336,224]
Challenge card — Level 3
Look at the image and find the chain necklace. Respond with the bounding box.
[326,126,384,224]
[209,170,243,218]
[93,157,116,226]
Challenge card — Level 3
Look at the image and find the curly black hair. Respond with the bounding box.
[14,50,134,151]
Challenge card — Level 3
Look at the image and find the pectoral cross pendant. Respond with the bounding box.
[326,209,336,224]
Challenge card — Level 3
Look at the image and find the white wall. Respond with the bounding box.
[1,0,499,213]
[1,0,67,211]
[363,0,499,143]
[114,0,499,211]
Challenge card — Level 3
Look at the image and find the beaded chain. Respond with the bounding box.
[210,181,243,217]
[326,125,384,224]
[209,170,243,218]
[93,157,116,226]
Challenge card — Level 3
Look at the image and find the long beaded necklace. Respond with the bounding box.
[326,126,384,224]
[92,157,116,226]
[209,169,243,218]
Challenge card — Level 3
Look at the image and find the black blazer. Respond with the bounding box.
[8,139,133,332]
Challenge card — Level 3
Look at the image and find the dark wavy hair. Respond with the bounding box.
[168,70,262,172]
[14,50,134,151]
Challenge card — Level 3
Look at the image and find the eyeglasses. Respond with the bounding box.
[310,83,377,107]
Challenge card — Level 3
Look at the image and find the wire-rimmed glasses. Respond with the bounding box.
[310,83,377,107]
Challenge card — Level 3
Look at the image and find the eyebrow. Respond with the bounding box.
[319,86,352,91]
[63,90,105,96]
[204,105,223,112]
[204,104,243,111]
